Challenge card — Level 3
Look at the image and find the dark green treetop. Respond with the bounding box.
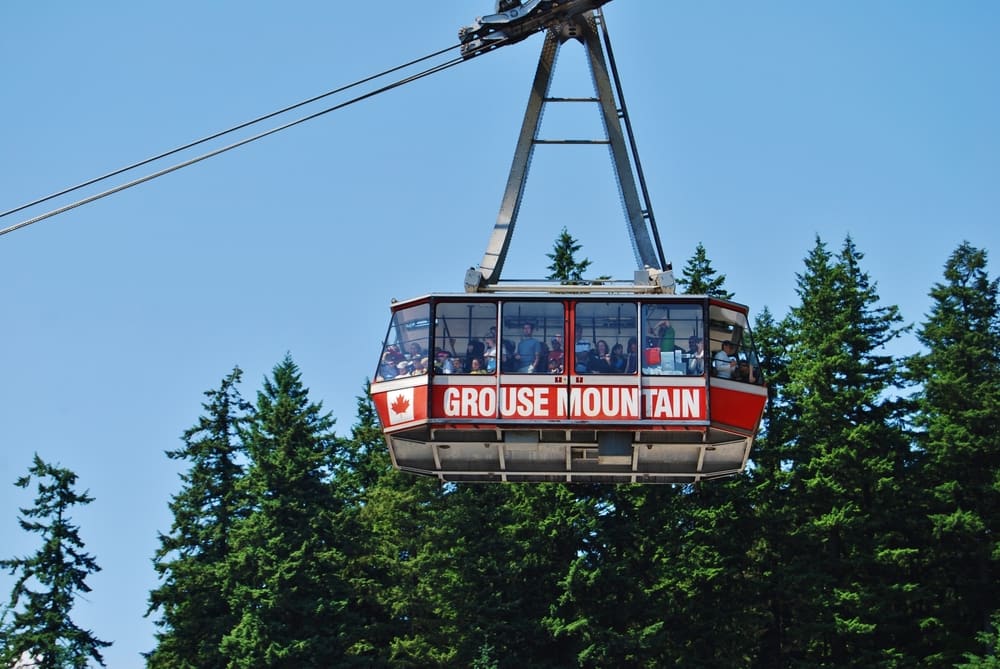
[146,367,251,669]
[546,227,592,283]
[0,455,111,669]
[906,242,1000,664]
[767,235,916,665]
[220,354,350,667]
[676,242,734,299]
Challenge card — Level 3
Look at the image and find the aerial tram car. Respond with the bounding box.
[370,1,767,483]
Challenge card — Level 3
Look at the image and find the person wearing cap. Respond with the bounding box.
[713,340,738,378]
[685,336,705,375]
[435,349,454,374]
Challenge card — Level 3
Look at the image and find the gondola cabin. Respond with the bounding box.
[371,293,766,483]
[371,4,768,483]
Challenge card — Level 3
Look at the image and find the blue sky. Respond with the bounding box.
[2,1,998,665]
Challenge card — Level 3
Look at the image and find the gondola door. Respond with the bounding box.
[565,300,642,423]
[497,300,568,422]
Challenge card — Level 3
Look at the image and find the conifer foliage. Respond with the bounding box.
[220,355,349,667]
[907,242,1000,664]
[546,226,592,283]
[138,239,1000,668]
[758,236,916,665]
[147,367,250,669]
[676,242,734,298]
[0,455,111,668]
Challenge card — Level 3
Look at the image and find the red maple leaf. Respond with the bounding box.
[390,393,411,415]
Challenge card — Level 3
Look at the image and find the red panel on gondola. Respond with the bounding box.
[708,383,767,433]
[373,383,429,432]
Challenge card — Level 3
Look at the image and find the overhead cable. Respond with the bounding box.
[0,44,466,237]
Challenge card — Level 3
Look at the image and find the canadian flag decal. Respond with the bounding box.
[387,387,414,425]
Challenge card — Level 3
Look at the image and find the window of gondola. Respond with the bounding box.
[641,303,705,376]
[432,301,498,375]
[708,303,763,384]
[573,301,638,374]
[500,301,565,373]
[375,301,431,381]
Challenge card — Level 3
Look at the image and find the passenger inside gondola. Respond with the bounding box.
[377,360,397,381]
[483,336,498,373]
[435,350,455,374]
[574,346,591,373]
[712,340,738,378]
[736,359,757,383]
[501,339,516,372]
[625,336,639,374]
[652,318,675,360]
[685,336,705,375]
[414,357,429,376]
[548,336,564,373]
[610,342,626,373]
[514,322,543,372]
[548,356,563,374]
[376,345,404,381]
[589,339,613,373]
[465,339,485,373]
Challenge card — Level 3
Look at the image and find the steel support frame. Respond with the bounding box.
[468,11,662,291]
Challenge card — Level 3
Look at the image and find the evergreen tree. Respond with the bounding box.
[759,236,915,665]
[220,355,352,667]
[337,385,393,500]
[448,483,588,667]
[742,305,799,665]
[546,227,592,283]
[344,388,592,668]
[958,615,1000,668]
[146,367,251,669]
[547,485,685,668]
[0,455,111,668]
[676,242,734,298]
[668,480,767,669]
[350,461,454,667]
[906,242,1000,665]
[331,387,424,665]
